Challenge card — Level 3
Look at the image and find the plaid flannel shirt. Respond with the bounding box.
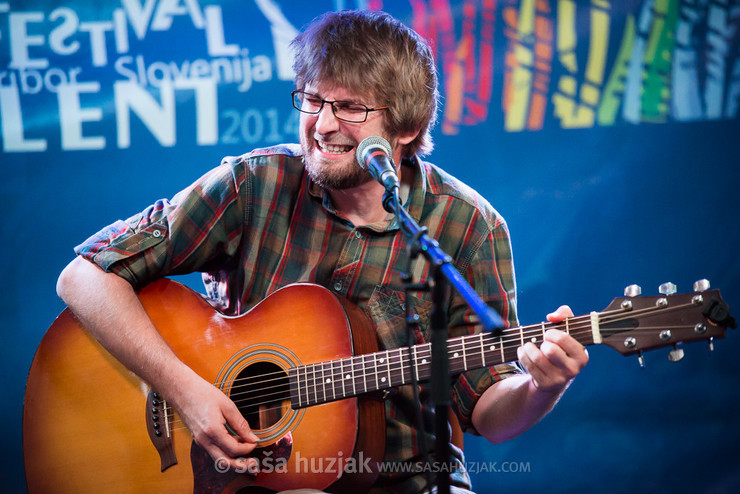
[75,143,520,492]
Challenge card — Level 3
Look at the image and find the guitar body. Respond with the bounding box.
[23,279,384,493]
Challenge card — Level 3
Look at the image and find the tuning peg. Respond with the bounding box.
[624,284,642,297]
[693,279,711,292]
[668,345,684,362]
[637,351,646,369]
[659,282,677,295]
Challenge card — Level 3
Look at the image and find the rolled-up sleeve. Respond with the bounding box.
[449,216,522,435]
[74,157,246,288]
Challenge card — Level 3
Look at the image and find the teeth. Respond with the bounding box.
[318,141,352,154]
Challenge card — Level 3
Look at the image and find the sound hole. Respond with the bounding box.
[233,361,291,430]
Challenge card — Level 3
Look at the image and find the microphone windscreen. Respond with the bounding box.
[356,136,392,170]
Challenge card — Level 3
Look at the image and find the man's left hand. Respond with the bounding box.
[516,305,588,393]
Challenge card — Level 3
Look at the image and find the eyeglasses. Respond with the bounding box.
[291,90,388,123]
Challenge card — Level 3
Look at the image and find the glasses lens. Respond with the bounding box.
[300,93,324,114]
[292,91,303,110]
[333,102,368,123]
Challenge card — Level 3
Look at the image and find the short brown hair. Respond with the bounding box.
[291,10,439,157]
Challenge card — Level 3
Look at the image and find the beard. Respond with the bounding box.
[301,136,376,190]
[304,157,372,190]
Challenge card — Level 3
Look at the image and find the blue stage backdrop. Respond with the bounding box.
[2,0,739,492]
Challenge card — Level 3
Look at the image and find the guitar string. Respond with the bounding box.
[213,301,692,393]
[223,319,698,407]
[161,320,703,434]
[179,303,694,408]
[209,308,621,389]
[158,301,702,432]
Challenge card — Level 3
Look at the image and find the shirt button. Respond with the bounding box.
[152,230,161,238]
[354,231,362,239]
[334,282,343,292]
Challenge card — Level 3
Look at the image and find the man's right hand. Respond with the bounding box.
[172,374,261,473]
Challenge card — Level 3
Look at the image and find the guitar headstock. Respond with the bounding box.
[596,280,736,365]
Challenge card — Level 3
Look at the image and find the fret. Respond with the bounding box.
[541,322,546,341]
[384,351,395,388]
[397,347,409,384]
[300,365,308,406]
[349,356,357,396]
[373,353,379,391]
[375,353,382,389]
[396,348,406,385]
[300,366,307,407]
[334,360,341,399]
[329,360,336,401]
[329,361,336,399]
[406,347,415,382]
[361,354,368,394]
[351,355,361,395]
[338,358,345,399]
[499,334,505,363]
[413,346,419,381]
[292,367,301,408]
[417,343,430,381]
[384,350,392,387]
[291,367,299,408]
[313,363,319,405]
[312,363,318,405]
[479,333,486,367]
[519,327,524,347]
[565,317,570,335]
[320,362,327,403]
[468,335,482,369]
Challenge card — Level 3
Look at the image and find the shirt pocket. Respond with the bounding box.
[365,284,433,350]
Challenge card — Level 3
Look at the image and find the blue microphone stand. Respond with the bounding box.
[382,187,505,494]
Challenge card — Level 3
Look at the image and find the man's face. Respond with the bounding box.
[299,82,395,190]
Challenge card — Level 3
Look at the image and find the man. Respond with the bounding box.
[57,9,588,493]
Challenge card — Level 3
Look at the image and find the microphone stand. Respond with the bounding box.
[382,188,505,494]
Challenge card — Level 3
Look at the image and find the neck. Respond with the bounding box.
[329,180,389,226]
[330,161,413,227]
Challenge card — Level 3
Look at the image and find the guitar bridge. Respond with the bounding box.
[146,388,177,471]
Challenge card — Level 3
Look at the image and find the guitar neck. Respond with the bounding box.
[289,316,597,408]
[289,287,734,408]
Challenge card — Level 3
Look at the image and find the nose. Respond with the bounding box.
[314,103,341,135]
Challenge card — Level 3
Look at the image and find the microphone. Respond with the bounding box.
[356,136,399,192]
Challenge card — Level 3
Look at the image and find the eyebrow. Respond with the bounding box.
[304,88,368,106]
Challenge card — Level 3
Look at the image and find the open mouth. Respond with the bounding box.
[316,140,354,155]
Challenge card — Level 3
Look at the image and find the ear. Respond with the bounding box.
[391,129,421,163]
[395,129,420,146]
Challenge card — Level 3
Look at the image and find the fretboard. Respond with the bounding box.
[288,316,597,409]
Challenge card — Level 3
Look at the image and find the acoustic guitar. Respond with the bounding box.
[23,278,735,493]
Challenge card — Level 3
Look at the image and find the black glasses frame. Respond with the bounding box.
[291,90,388,123]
